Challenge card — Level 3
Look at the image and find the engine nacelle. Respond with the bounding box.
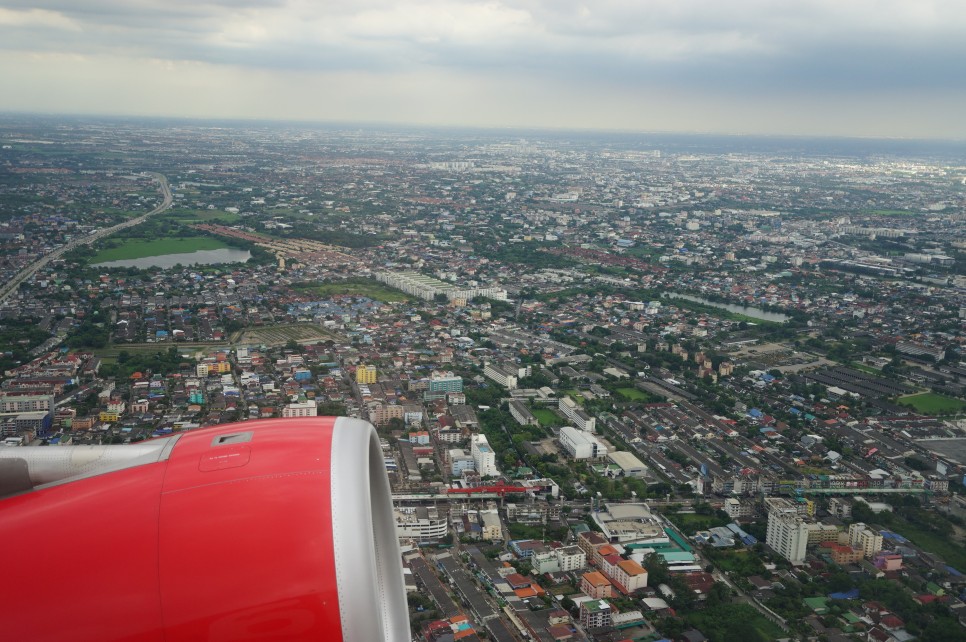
[0,417,410,641]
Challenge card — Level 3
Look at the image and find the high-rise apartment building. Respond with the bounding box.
[470,434,498,477]
[766,508,808,564]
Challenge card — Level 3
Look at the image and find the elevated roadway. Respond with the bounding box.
[0,173,172,305]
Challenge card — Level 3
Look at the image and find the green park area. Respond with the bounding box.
[685,604,786,642]
[91,237,230,263]
[617,387,651,401]
[868,508,966,572]
[531,407,564,427]
[563,390,585,405]
[664,510,731,533]
[898,392,966,415]
[294,278,411,303]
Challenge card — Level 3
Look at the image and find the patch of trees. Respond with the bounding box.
[99,347,194,380]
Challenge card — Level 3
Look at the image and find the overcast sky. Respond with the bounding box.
[1,0,964,138]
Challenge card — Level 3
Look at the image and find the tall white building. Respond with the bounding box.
[471,434,498,477]
[766,508,808,564]
[559,426,608,460]
[848,523,883,559]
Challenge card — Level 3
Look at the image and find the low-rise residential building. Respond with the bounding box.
[724,497,753,520]
[449,449,475,476]
[805,522,840,546]
[509,400,539,426]
[282,401,317,417]
[480,509,502,541]
[579,599,613,629]
[555,545,587,573]
[483,362,520,389]
[848,523,883,559]
[580,571,613,599]
[609,559,648,593]
[558,396,595,432]
[819,542,864,565]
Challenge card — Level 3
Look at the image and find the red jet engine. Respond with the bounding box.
[0,417,410,641]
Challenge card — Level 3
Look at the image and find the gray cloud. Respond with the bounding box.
[0,1,964,136]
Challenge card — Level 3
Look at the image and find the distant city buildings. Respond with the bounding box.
[375,271,507,302]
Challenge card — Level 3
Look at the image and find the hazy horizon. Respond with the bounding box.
[2,1,965,140]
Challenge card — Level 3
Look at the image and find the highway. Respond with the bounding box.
[0,172,173,305]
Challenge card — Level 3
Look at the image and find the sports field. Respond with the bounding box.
[617,387,650,401]
[91,237,230,263]
[532,408,564,427]
[898,392,966,415]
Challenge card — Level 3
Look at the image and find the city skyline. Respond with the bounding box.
[2,0,966,139]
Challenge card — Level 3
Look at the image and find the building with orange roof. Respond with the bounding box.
[611,559,648,593]
[580,571,613,599]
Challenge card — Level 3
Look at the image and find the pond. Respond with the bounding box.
[94,248,252,269]
[665,292,789,323]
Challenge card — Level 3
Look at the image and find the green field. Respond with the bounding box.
[563,390,585,405]
[294,278,411,303]
[686,604,787,642]
[849,362,881,375]
[887,520,966,571]
[898,392,966,415]
[664,510,730,533]
[617,387,651,401]
[532,407,564,427]
[91,237,230,263]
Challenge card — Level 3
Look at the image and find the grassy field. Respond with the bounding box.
[664,510,730,533]
[686,604,787,642]
[898,392,966,415]
[294,278,411,303]
[91,237,230,262]
[849,362,881,375]
[531,407,564,427]
[707,549,766,577]
[616,387,651,401]
[881,515,966,571]
[563,390,585,405]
